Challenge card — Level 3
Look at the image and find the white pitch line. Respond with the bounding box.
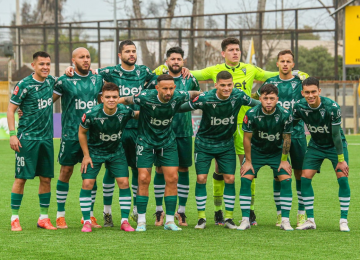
[347,143,360,145]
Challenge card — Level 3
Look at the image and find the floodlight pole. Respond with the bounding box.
[114,0,117,64]
[55,0,59,77]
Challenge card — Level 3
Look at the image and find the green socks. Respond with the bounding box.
[39,192,51,218]
[301,177,314,218]
[239,178,252,218]
[273,179,281,212]
[136,195,149,215]
[338,177,350,220]
[195,182,207,219]
[131,168,139,210]
[56,180,69,214]
[103,169,115,213]
[11,192,23,216]
[80,189,92,222]
[164,195,177,216]
[296,179,305,211]
[119,188,132,219]
[250,178,256,211]
[91,181,97,216]
[212,172,224,211]
[224,183,235,219]
[154,171,165,209]
[178,171,189,209]
[280,178,292,218]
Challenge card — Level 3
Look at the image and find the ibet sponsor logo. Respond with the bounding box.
[119,85,142,96]
[75,99,97,110]
[306,124,330,134]
[259,131,280,141]
[100,131,122,141]
[150,116,173,126]
[277,99,296,110]
[37,98,52,109]
[210,116,235,125]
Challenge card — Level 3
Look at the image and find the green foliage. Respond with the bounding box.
[0,137,359,259]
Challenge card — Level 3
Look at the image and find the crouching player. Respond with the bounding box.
[293,77,350,232]
[239,83,293,231]
[78,82,138,232]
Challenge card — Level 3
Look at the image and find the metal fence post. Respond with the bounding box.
[295,10,299,69]
[69,24,72,65]
[225,14,228,37]
[43,23,47,52]
[97,22,101,68]
[158,18,162,65]
[178,30,182,47]
[128,20,131,39]
[259,12,263,68]
[239,30,243,61]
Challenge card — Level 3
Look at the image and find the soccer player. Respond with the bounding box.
[155,37,306,225]
[118,74,200,231]
[177,71,260,229]
[254,50,307,227]
[239,83,293,231]
[293,77,350,232]
[53,47,104,229]
[147,47,200,226]
[8,51,57,231]
[66,40,156,226]
[78,82,138,232]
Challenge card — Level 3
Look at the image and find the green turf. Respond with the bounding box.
[0,137,359,259]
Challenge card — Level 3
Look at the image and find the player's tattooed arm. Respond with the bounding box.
[278,133,292,175]
[188,91,201,100]
[240,132,255,176]
[118,96,135,105]
[79,125,93,174]
[7,103,22,152]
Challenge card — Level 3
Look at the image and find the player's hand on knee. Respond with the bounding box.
[278,161,292,175]
[10,136,21,152]
[65,66,74,77]
[81,156,93,174]
[240,161,254,176]
[335,161,349,176]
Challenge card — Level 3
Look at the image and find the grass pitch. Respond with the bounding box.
[0,136,359,259]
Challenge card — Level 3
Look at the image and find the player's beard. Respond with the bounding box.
[168,65,182,74]
[122,57,137,66]
[75,63,89,75]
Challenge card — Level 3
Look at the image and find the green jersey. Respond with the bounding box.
[54,71,103,141]
[10,74,56,140]
[293,96,346,149]
[146,74,200,137]
[257,75,305,138]
[189,88,254,152]
[242,104,293,154]
[98,64,156,129]
[191,63,278,124]
[133,89,190,149]
[80,103,135,159]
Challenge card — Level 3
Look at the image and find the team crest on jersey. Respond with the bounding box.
[291,82,297,89]
[242,68,246,75]
[231,99,236,108]
[46,79,50,85]
[119,72,123,77]
[136,70,140,77]
[181,79,186,86]
[275,114,280,123]
[90,76,96,86]
[171,101,176,109]
[152,105,157,110]
[35,86,39,91]
[117,114,124,122]
[319,108,326,118]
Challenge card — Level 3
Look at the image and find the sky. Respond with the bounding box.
[0,0,336,26]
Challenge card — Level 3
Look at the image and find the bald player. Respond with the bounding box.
[53,47,104,228]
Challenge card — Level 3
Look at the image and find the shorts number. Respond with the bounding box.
[61,141,65,153]
[16,156,25,167]
[136,145,143,156]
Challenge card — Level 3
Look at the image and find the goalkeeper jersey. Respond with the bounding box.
[191,63,278,124]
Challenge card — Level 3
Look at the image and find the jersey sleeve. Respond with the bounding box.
[283,111,293,133]
[144,66,157,82]
[189,93,205,110]
[144,78,157,90]
[190,66,216,81]
[242,112,253,133]
[191,76,200,91]
[97,67,113,82]
[177,90,190,103]
[133,90,147,106]
[53,77,64,96]
[235,88,253,106]
[126,106,136,119]
[80,111,92,129]
[253,65,279,82]
[330,102,342,125]
[292,103,301,121]
[10,82,27,106]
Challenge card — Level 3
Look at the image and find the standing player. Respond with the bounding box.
[254,50,307,227]
[239,84,293,231]
[66,40,156,226]
[118,74,200,231]
[155,38,306,225]
[177,71,260,229]
[8,51,57,231]
[147,47,200,226]
[78,82,138,232]
[293,77,350,232]
[54,47,104,229]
